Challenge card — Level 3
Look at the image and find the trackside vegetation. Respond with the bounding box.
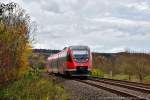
[91,69,104,78]
[0,70,69,100]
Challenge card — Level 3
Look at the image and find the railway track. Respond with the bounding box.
[46,73,150,99]
[99,78,150,89]
[90,78,150,94]
[75,78,150,100]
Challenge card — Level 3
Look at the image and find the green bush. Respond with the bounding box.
[0,72,69,100]
[91,69,104,78]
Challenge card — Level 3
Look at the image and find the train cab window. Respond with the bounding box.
[72,50,89,59]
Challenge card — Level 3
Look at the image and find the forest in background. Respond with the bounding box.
[93,51,150,82]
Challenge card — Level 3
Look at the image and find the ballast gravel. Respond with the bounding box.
[41,73,128,100]
[62,79,124,100]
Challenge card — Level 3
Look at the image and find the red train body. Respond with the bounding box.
[47,46,92,76]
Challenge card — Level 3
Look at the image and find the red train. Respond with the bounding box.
[47,45,92,77]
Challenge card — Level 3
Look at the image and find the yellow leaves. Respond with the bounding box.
[18,45,32,78]
[0,4,32,83]
[0,22,5,31]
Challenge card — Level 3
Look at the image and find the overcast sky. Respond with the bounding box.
[1,0,150,52]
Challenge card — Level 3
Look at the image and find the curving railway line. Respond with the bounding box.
[75,77,150,100]
[99,78,150,89]
[46,72,150,99]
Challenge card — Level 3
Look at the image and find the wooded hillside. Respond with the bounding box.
[92,52,150,82]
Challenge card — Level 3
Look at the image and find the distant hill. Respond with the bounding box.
[33,49,149,59]
[32,49,61,58]
[32,49,116,58]
[92,52,117,59]
[92,52,150,59]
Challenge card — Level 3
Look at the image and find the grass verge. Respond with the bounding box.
[0,71,69,100]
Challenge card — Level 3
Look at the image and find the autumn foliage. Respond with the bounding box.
[0,3,32,83]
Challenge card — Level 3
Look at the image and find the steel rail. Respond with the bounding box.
[99,78,150,88]
[89,78,150,94]
[76,79,146,99]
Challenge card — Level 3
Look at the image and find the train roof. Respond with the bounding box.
[69,45,89,50]
[47,49,66,60]
[47,45,90,60]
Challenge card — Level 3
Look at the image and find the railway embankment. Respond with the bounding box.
[44,73,134,100]
[42,72,150,100]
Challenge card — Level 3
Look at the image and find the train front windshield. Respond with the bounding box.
[72,50,89,60]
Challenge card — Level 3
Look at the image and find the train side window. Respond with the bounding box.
[48,61,52,67]
[51,60,54,68]
[54,59,56,67]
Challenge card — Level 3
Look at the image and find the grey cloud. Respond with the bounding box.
[2,0,150,52]
[40,0,61,13]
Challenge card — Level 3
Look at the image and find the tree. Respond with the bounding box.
[119,52,150,82]
[0,2,32,83]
